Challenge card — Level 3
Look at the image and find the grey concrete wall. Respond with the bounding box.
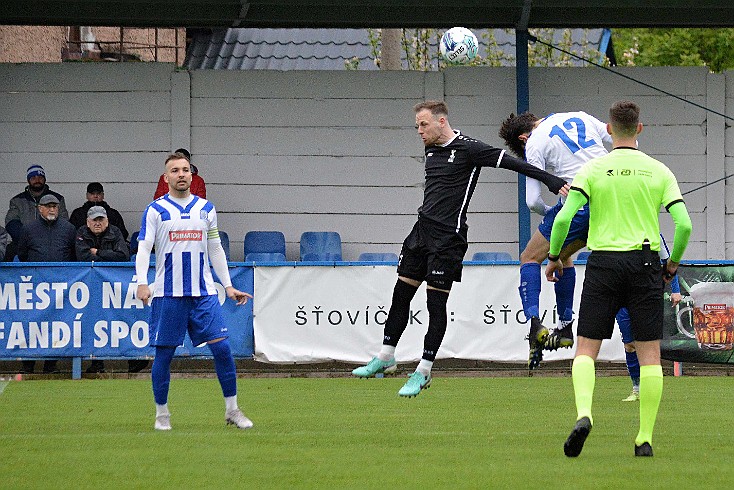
[0,63,728,261]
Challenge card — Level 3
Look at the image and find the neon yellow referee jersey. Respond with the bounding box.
[570,148,683,252]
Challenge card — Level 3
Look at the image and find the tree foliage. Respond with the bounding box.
[613,28,734,73]
[358,28,604,71]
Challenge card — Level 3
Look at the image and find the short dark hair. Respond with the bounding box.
[609,100,640,137]
[174,148,191,160]
[165,152,190,166]
[498,112,539,158]
[414,100,448,118]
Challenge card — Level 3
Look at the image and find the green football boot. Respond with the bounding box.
[352,357,397,378]
[398,371,431,398]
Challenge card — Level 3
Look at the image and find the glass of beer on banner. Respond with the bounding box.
[676,282,734,350]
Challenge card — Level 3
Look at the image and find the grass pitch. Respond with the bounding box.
[0,375,732,489]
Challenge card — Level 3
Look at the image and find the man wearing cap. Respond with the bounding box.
[154,148,206,200]
[16,193,76,374]
[5,165,68,259]
[70,182,129,241]
[75,205,130,373]
[75,206,129,262]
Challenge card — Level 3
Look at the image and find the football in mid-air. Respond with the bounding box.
[440,27,478,64]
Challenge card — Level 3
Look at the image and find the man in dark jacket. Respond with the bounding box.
[16,194,76,374]
[75,206,130,262]
[5,165,68,260]
[75,206,130,373]
[17,194,76,262]
[70,182,129,241]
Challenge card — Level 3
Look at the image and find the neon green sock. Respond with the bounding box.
[636,364,663,446]
[571,355,595,425]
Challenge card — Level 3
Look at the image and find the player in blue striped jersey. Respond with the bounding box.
[136,152,254,431]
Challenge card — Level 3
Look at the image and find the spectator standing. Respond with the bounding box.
[75,206,130,373]
[16,194,76,374]
[5,165,68,260]
[70,182,129,241]
[154,148,206,199]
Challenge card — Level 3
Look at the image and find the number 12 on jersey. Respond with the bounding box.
[549,117,598,154]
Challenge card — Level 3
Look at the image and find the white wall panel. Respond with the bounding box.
[0,64,729,262]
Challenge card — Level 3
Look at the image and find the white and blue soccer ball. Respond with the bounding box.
[440,27,478,64]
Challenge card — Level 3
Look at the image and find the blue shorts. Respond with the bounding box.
[538,199,590,249]
[149,295,229,347]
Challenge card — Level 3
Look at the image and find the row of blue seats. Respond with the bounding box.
[129,230,530,262]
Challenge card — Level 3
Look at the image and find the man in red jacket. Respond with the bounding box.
[153,148,206,199]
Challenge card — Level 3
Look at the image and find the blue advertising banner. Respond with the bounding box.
[0,263,254,359]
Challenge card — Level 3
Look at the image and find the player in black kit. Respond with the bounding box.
[352,100,569,397]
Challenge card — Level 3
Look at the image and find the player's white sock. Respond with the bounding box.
[225,395,238,412]
[417,359,433,377]
[156,403,169,417]
[377,345,396,361]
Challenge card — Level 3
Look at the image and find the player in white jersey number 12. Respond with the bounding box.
[500,111,612,371]
[136,152,254,431]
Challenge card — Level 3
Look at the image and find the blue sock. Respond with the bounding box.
[209,338,237,398]
[152,346,176,405]
[519,262,541,320]
[554,266,576,323]
[626,350,641,387]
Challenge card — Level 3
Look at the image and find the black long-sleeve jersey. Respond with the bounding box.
[418,131,567,232]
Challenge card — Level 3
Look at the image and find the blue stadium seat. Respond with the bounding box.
[244,231,286,259]
[471,252,513,261]
[245,252,286,262]
[130,231,140,254]
[577,251,591,261]
[219,231,230,260]
[358,252,399,262]
[300,231,342,261]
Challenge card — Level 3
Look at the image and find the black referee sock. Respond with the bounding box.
[383,279,419,346]
[423,288,450,362]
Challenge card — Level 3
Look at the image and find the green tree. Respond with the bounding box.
[362,28,603,71]
[613,28,734,73]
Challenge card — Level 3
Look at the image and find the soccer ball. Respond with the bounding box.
[440,27,478,64]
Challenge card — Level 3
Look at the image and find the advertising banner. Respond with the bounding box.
[252,264,626,363]
[662,265,734,364]
[0,264,254,359]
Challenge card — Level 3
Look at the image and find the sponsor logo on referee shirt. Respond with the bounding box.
[169,230,203,241]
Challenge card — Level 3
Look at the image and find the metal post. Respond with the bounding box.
[515,29,531,254]
[72,357,82,380]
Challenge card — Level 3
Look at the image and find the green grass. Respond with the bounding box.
[0,376,732,489]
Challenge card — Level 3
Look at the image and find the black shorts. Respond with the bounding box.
[396,219,468,288]
[577,251,664,342]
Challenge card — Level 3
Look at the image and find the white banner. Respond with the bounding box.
[253,265,624,363]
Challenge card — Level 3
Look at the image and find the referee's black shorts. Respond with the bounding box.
[577,250,664,342]
[397,219,468,289]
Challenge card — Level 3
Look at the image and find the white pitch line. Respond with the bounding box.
[0,381,8,396]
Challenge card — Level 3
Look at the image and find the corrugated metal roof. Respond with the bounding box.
[184,28,609,71]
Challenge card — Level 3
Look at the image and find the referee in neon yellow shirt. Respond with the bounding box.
[546,100,692,458]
